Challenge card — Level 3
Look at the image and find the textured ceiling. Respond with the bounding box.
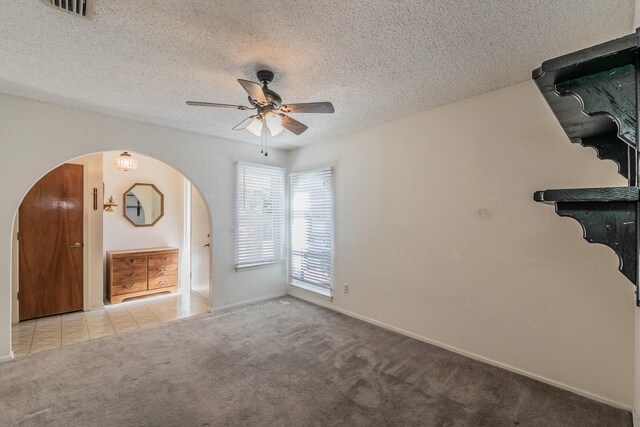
[0,1,634,149]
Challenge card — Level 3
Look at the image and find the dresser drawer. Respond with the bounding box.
[112,256,147,271]
[149,275,178,290]
[111,277,148,295]
[112,268,147,284]
[148,253,178,268]
[149,263,178,278]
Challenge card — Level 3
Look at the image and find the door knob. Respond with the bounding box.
[204,243,210,247]
[70,242,82,248]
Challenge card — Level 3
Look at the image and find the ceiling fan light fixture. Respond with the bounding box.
[245,117,264,137]
[187,70,334,144]
[265,112,284,136]
[113,152,139,172]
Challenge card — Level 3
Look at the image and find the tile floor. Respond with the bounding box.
[12,291,209,357]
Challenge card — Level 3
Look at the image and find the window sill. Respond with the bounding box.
[235,260,283,272]
[289,280,333,300]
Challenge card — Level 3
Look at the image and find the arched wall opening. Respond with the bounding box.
[0,92,289,361]
[9,150,214,342]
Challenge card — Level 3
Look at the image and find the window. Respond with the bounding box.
[235,162,285,269]
[290,167,334,296]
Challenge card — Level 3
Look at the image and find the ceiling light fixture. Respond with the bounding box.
[245,117,264,138]
[242,113,282,157]
[264,112,284,136]
[113,152,139,172]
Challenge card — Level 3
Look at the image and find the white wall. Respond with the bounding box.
[78,153,105,312]
[10,216,18,325]
[0,93,288,359]
[103,152,182,249]
[288,80,634,409]
[103,151,186,290]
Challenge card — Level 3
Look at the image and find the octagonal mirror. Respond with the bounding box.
[123,183,164,227]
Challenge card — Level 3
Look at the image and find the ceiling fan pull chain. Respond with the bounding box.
[261,120,267,154]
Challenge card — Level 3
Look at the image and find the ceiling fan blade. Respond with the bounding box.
[186,101,251,110]
[281,114,309,135]
[237,79,267,104]
[232,115,258,130]
[280,102,335,114]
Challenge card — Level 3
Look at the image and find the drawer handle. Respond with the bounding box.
[127,259,136,264]
[159,268,168,273]
[159,279,168,284]
[124,283,134,289]
[160,257,168,262]
[125,272,135,277]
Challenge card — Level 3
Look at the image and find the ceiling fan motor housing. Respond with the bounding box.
[249,70,281,109]
[257,70,282,110]
[262,87,282,109]
[257,70,274,84]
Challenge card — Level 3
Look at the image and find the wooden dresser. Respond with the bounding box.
[107,247,179,303]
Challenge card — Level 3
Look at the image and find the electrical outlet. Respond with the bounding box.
[344,284,349,294]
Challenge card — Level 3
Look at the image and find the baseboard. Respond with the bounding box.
[288,288,632,412]
[0,351,15,363]
[189,290,211,307]
[212,292,288,312]
[633,410,639,427]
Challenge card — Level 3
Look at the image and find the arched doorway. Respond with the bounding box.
[10,150,213,356]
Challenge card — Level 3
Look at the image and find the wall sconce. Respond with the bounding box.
[103,196,118,212]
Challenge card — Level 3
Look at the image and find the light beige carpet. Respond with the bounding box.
[0,297,631,426]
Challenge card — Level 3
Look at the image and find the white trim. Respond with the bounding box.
[0,351,14,363]
[289,280,332,300]
[184,178,192,293]
[288,288,632,412]
[212,292,287,312]
[235,260,284,271]
[190,290,213,313]
[635,307,640,426]
[189,289,209,303]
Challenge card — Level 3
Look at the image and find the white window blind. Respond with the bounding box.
[236,162,285,268]
[290,167,334,292]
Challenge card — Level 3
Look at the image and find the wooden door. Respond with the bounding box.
[19,164,84,321]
